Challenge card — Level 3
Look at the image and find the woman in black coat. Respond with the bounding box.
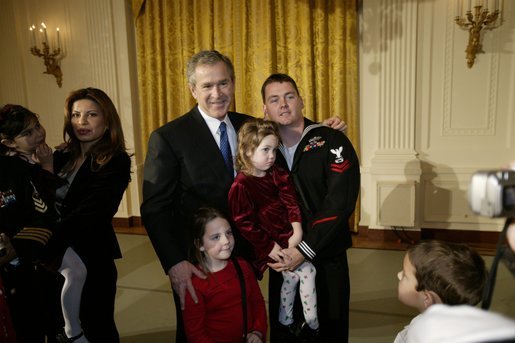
[54,88,131,342]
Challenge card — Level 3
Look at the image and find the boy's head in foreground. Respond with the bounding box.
[397,240,488,312]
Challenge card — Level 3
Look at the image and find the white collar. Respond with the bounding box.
[197,106,237,160]
[198,106,230,131]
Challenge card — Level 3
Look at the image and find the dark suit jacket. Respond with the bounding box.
[141,107,252,273]
[54,150,131,265]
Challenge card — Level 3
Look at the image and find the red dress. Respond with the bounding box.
[228,166,302,278]
[183,258,267,343]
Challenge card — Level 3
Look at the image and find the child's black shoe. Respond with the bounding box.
[56,330,85,343]
[275,322,298,342]
[296,321,320,342]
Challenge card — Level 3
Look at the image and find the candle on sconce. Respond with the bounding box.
[39,28,45,45]
[456,0,465,18]
[41,22,48,45]
[56,28,60,50]
[29,26,36,47]
[29,21,65,87]
[455,0,503,68]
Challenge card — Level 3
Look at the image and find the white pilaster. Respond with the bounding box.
[360,0,421,230]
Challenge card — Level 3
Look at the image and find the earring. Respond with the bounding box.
[199,247,205,251]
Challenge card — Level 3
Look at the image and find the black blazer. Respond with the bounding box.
[54,150,131,265]
[141,107,252,273]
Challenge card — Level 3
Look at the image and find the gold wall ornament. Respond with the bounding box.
[455,2,502,68]
[29,23,63,87]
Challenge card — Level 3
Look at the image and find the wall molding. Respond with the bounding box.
[357,225,499,255]
[113,216,142,228]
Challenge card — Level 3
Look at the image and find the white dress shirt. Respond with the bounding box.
[198,107,237,173]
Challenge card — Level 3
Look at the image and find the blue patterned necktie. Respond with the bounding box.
[219,121,234,177]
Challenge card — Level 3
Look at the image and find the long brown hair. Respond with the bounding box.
[190,207,230,275]
[62,87,127,174]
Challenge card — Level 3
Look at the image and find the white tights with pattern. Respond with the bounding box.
[278,261,319,330]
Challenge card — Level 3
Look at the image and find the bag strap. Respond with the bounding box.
[232,257,248,340]
[481,217,512,309]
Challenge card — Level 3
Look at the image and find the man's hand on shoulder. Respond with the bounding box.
[322,116,348,134]
[169,260,206,310]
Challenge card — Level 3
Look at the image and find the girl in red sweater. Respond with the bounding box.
[183,207,267,343]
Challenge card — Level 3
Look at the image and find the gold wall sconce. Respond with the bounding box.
[454,0,503,68]
[29,22,63,87]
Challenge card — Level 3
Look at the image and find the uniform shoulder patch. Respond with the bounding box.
[0,189,16,208]
[303,136,325,152]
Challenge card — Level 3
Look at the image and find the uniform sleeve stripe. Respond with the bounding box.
[311,216,337,227]
[298,241,316,260]
[330,160,350,173]
[14,227,53,244]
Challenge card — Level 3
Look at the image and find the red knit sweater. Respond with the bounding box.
[183,258,267,343]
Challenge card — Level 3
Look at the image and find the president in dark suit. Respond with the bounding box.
[140,50,252,342]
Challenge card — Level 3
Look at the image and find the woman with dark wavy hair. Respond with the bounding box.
[54,88,131,342]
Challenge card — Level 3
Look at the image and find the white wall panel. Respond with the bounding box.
[419,0,514,161]
[377,182,416,227]
[361,0,421,231]
[361,0,515,232]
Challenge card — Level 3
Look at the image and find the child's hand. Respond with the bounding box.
[268,242,284,262]
[54,142,70,151]
[245,331,263,343]
[33,143,54,172]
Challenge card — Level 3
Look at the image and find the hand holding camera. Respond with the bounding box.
[469,164,515,309]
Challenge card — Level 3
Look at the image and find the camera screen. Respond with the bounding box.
[504,185,515,210]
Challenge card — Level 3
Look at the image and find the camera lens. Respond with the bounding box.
[504,186,515,210]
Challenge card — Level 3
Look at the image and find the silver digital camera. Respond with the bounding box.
[468,170,515,218]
